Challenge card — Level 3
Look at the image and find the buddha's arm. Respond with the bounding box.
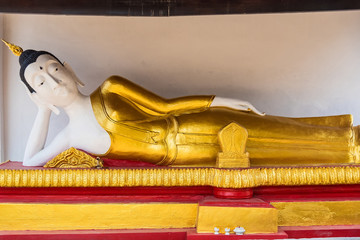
[23,108,52,164]
[23,107,70,166]
[211,97,265,116]
[102,76,215,115]
[23,127,70,166]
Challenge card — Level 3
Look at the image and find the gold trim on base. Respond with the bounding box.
[0,166,360,188]
[0,202,197,230]
[197,206,278,234]
[271,201,360,226]
[44,148,103,169]
[0,160,10,166]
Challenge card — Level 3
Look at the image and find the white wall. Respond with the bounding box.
[0,14,3,162]
[3,11,360,161]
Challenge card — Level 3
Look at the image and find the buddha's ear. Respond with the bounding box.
[63,62,85,87]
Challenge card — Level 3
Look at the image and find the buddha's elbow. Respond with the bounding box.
[22,161,33,167]
[22,159,33,166]
[22,158,42,167]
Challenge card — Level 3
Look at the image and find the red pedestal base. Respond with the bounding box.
[3,226,360,240]
[0,229,187,240]
[186,229,288,239]
[213,188,253,199]
[281,225,360,238]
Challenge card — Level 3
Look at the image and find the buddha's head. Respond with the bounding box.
[3,40,84,112]
[22,51,80,108]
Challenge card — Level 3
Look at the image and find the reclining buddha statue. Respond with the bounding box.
[4,40,360,167]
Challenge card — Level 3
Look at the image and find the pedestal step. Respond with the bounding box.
[197,197,278,234]
[281,225,360,239]
[0,229,188,240]
[270,199,360,227]
[1,226,360,240]
[187,229,288,239]
[0,202,198,231]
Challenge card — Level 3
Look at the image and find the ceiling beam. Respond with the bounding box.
[0,0,360,16]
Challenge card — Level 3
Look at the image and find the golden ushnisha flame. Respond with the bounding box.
[1,39,23,56]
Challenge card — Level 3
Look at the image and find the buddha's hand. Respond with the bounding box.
[211,97,265,116]
[27,91,60,115]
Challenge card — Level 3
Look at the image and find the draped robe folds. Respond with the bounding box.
[90,76,360,167]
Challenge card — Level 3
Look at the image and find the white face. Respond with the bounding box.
[24,54,79,107]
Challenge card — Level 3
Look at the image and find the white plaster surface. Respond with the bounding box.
[2,11,360,162]
[0,14,4,162]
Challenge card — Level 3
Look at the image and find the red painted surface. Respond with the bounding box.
[255,185,360,195]
[213,188,253,199]
[255,185,360,197]
[0,194,206,203]
[0,161,42,170]
[186,229,288,239]
[0,229,188,240]
[1,226,360,239]
[0,229,289,240]
[83,150,160,167]
[0,186,213,196]
[262,196,360,203]
[102,157,158,167]
[2,227,360,240]
[255,185,360,202]
[281,225,360,238]
[2,184,360,201]
[2,182,360,202]
[199,196,274,208]
[0,186,213,203]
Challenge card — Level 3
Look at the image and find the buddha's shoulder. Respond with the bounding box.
[101,75,132,88]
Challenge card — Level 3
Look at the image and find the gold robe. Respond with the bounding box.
[90,76,359,167]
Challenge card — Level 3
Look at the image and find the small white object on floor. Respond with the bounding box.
[233,226,245,235]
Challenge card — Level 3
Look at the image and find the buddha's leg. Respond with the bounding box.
[352,125,360,164]
[173,109,357,166]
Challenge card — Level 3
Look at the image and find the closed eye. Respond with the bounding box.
[47,62,61,74]
[33,75,46,87]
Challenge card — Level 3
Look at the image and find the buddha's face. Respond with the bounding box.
[24,54,79,107]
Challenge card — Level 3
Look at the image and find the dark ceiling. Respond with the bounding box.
[0,0,360,16]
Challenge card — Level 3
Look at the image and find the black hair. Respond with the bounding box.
[19,50,63,93]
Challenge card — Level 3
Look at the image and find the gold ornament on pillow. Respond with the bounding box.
[44,147,103,168]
